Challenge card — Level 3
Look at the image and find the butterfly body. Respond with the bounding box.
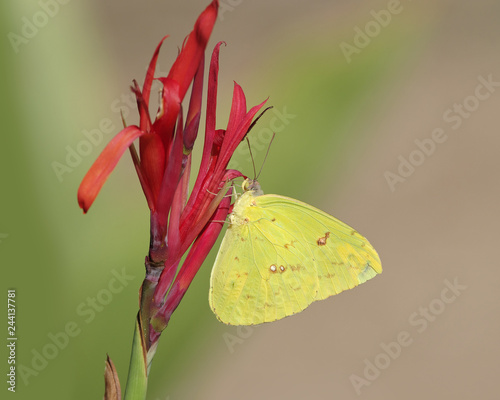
[209,179,382,325]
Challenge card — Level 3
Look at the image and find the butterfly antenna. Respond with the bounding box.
[246,137,257,179]
[245,106,273,136]
[256,132,276,180]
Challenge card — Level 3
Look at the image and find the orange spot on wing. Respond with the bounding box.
[317,232,331,246]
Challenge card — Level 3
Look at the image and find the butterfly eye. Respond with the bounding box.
[242,179,256,192]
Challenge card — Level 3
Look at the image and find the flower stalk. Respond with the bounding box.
[123,317,148,400]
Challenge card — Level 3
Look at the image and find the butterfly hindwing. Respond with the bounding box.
[209,184,382,326]
[209,213,318,325]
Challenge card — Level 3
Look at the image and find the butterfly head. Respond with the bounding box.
[242,179,264,196]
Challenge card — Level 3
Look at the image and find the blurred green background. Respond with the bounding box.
[1,1,499,399]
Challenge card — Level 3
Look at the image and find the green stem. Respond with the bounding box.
[123,315,149,400]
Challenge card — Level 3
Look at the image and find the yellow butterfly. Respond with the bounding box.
[209,179,382,325]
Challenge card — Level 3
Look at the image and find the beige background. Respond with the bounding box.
[98,1,500,399]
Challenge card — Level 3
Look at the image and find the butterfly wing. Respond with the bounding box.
[209,193,382,325]
[209,202,320,325]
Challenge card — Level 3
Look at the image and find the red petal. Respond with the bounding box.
[205,42,224,146]
[155,108,184,236]
[131,80,152,133]
[225,82,247,135]
[78,126,145,213]
[155,189,231,321]
[153,77,181,149]
[224,169,244,182]
[183,111,201,152]
[138,131,165,209]
[179,189,232,290]
[181,42,223,219]
[179,179,230,256]
[183,54,204,151]
[142,36,169,114]
[167,0,218,100]
[216,95,268,176]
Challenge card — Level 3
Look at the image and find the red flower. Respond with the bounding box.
[77,0,267,346]
[77,0,219,220]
